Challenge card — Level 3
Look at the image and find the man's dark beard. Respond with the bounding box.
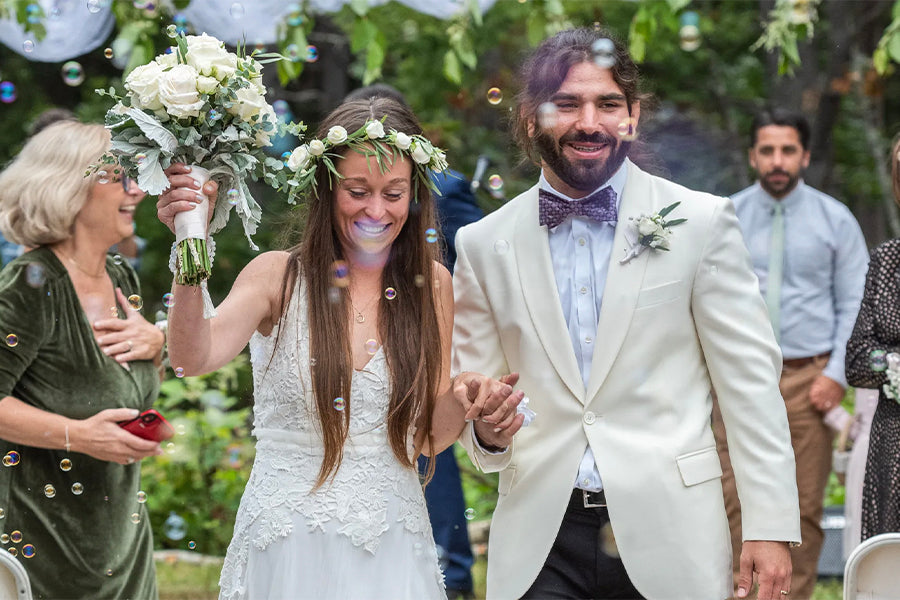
[534,130,630,193]
[759,169,801,199]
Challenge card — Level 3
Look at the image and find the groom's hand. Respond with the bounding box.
[737,540,792,600]
[454,373,525,449]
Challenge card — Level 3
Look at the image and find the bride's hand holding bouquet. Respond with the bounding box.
[96,32,300,316]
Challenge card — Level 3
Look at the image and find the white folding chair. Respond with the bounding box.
[844,532,900,599]
[0,550,31,600]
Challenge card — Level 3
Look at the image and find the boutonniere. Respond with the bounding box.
[619,202,687,264]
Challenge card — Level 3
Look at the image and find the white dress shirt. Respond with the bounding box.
[541,160,629,492]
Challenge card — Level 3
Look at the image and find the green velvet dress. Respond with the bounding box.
[0,247,159,600]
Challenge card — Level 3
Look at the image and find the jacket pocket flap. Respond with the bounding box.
[636,280,682,308]
[676,447,723,487]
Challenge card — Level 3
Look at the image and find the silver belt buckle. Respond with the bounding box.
[582,489,606,508]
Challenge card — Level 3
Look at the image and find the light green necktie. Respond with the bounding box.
[766,202,784,344]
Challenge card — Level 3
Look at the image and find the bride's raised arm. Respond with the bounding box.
[157,163,287,376]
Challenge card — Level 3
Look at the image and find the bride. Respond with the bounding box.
[156,97,525,599]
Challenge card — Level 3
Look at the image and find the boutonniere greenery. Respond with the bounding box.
[619,202,687,264]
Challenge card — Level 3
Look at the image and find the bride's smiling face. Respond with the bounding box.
[333,147,412,263]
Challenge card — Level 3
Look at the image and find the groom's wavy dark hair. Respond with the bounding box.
[276,97,442,488]
[512,27,647,166]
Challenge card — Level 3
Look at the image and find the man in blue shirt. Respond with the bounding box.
[713,108,869,599]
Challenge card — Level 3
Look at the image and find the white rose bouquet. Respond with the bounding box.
[277,118,449,205]
[96,32,299,314]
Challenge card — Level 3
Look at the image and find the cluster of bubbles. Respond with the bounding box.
[2,530,34,559]
[5,334,18,348]
[2,451,21,467]
[591,38,616,69]
[869,349,888,372]
[679,11,701,52]
[537,102,559,130]
[61,61,85,87]
[617,117,638,142]
[0,81,16,104]
[128,294,143,311]
[486,88,503,105]
[163,512,187,542]
[285,44,319,64]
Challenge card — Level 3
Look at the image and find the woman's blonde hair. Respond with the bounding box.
[0,121,110,247]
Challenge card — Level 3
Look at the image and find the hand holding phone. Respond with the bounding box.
[118,409,175,442]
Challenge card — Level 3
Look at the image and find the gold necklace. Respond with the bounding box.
[57,249,106,279]
[348,293,378,324]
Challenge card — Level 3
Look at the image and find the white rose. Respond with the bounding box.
[125,61,165,111]
[158,63,205,119]
[327,126,347,144]
[394,132,411,150]
[155,51,178,68]
[196,75,219,94]
[308,139,326,156]
[365,121,385,139]
[637,217,656,237]
[184,33,236,80]
[410,141,431,165]
[228,86,266,121]
[254,104,277,147]
[287,145,310,172]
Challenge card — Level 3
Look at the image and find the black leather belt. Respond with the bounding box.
[572,488,607,508]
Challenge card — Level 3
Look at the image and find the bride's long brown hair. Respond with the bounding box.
[277,98,443,488]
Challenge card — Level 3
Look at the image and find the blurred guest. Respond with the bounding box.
[845,134,900,542]
[714,108,868,599]
[0,121,165,599]
[713,109,867,598]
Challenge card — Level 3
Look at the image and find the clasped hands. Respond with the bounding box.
[453,372,526,450]
[94,288,165,366]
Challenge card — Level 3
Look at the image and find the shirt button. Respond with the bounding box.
[583,411,596,425]
[585,336,593,344]
[578,238,587,247]
[579,286,588,295]
[581,478,592,488]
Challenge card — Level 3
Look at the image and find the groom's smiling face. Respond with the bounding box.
[532,61,639,199]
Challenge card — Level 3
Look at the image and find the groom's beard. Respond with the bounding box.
[534,129,631,193]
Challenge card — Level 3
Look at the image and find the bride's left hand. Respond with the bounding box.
[94,288,165,364]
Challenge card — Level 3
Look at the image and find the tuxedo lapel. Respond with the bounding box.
[513,186,585,400]
[585,166,654,401]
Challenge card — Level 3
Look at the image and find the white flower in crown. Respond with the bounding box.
[410,140,431,164]
[365,120,385,139]
[287,144,310,172]
[327,126,348,144]
[620,202,686,264]
[308,139,326,156]
[394,131,412,150]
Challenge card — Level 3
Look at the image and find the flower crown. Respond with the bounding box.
[280,118,449,205]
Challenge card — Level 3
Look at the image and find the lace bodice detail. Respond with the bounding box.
[219,281,439,600]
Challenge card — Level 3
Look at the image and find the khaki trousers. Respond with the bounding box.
[711,354,833,600]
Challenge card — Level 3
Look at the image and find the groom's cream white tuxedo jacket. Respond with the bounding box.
[452,163,801,600]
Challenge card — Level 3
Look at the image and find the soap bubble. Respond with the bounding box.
[128,294,143,310]
[229,2,244,19]
[333,397,345,411]
[0,82,17,104]
[591,38,616,69]
[425,228,438,243]
[305,45,319,63]
[61,61,85,87]
[486,87,503,105]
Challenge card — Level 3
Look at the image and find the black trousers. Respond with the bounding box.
[521,490,644,600]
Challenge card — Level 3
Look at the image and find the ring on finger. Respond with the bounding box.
[780,591,789,596]
[126,457,135,465]
[126,339,133,351]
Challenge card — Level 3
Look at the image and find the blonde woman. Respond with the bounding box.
[0,121,165,599]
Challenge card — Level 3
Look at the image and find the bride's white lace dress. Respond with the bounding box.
[218,282,446,600]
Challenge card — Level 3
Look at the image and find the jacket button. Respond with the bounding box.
[583,411,596,425]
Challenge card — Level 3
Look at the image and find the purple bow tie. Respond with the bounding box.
[538,187,618,229]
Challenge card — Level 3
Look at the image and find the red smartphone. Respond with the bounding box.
[118,409,175,442]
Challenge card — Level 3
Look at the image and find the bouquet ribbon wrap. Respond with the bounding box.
[173,165,217,319]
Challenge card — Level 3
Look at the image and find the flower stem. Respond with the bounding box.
[175,238,211,286]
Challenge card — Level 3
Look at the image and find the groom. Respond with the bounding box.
[453,28,800,600]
